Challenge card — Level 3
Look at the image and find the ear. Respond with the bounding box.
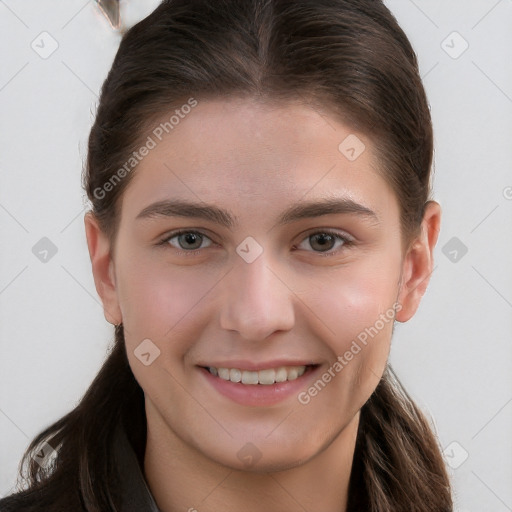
[84,211,122,325]
[395,201,441,322]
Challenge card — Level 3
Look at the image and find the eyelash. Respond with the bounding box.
[157,229,354,258]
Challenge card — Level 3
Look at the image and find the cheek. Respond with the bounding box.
[116,254,220,344]
[310,256,400,346]
[303,255,400,400]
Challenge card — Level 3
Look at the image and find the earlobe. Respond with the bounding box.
[84,211,122,326]
[395,201,441,323]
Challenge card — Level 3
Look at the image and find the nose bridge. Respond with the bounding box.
[219,248,295,341]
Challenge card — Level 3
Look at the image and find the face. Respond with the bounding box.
[87,97,426,472]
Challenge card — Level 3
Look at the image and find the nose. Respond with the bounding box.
[219,250,295,341]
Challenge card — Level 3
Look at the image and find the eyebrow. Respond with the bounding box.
[135,197,379,228]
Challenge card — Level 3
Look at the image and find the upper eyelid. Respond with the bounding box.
[163,229,215,243]
[301,227,353,240]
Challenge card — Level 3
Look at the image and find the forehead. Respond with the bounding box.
[119,98,398,226]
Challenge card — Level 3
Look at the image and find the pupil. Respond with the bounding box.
[312,233,334,252]
[182,233,201,249]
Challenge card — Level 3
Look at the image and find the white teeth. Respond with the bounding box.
[241,371,259,385]
[287,367,299,380]
[258,368,276,385]
[218,367,230,380]
[229,368,241,383]
[275,367,287,382]
[208,365,307,385]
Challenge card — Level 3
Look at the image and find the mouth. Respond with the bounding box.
[198,363,320,406]
[204,364,312,385]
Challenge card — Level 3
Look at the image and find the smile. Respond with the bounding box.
[199,363,320,406]
[207,365,307,385]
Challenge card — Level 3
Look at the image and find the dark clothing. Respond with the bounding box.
[113,425,161,512]
[0,425,161,512]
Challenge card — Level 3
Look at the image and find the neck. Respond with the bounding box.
[143,401,359,512]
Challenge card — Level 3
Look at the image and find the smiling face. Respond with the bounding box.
[86,97,428,472]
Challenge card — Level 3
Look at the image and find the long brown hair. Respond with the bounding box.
[1,1,452,510]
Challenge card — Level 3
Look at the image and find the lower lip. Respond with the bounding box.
[199,366,319,407]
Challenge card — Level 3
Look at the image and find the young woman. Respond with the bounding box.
[0,0,453,510]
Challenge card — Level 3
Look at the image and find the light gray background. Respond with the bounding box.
[0,1,511,510]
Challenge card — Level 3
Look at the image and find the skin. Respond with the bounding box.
[85,97,441,512]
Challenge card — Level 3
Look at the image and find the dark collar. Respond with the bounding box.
[113,425,161,512]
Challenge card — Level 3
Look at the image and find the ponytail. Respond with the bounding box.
[348,366,453,511]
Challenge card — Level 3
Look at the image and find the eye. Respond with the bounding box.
[158,230,214,254]
[157,228,354,257]
[294,230,353,256]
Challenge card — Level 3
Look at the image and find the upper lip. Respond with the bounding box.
[198,360,318,371]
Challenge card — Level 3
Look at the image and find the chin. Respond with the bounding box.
[195,433,322,474]
[215,449,314,474]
